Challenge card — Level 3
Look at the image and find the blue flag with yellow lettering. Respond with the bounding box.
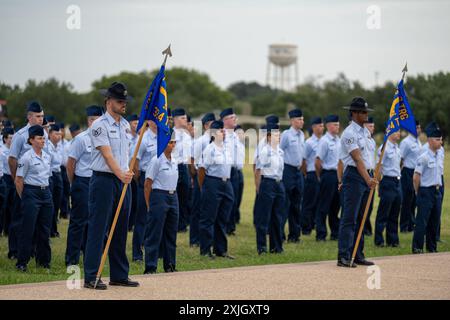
[137,65,170,157]
[384,79,417,141]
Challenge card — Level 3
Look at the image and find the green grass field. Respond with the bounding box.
[0,151,448,286]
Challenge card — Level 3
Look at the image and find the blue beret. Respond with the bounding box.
[324,115,339,123]
[210,120,224,129]
[45,115,55,123]
[366,116,374,124]
[260,124,267,130]
[28,125,44,137]
[2,120,13,127]
[27,101,43,113]
[310,117,323,125]
[265,115,279,124]
[288,109,303,118]
[220,108,234,119]
[49,124,60,132]
[172,108,186,117]
[126,114,139,122]
[42,117,48,126]
[266,123,280,131]
[201,113,216,124]
[69,124,80,132]
[86,105,103,117]
[425,122,442,138]
[1,127,14,136]
[57,122,65,129]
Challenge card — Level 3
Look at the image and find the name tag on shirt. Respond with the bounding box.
[109,130,119,139]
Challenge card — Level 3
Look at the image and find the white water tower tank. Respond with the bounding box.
[266,44,298,91]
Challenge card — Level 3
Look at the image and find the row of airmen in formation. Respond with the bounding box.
[0,82,445,289]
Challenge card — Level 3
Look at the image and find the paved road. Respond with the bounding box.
[1,253,449,300]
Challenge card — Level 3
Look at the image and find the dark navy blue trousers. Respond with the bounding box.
[437,176,444,241]
[301,172,320,234]
[132,173,148,260]
[400,167,416,232]
[49,171,63,235]
[8,189,23,258]
[60,165,70,217]
[128,179,138,231]
[254,177,285,253]
[282,164,304,241]
[144,190,179,270]
[315,170,340,240]
[1,174,15,236]
[17,185,53,267]
[374,177,402,246]
[65,175,90,265]
[189,173,200,246]
[338,166,369,260]
[199,176,234,256]
[412,186,442,252]
[177,164,190,232]
[226,168,241,234]
[84,172,131,283]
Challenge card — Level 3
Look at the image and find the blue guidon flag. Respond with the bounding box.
[136,65,170,157]
[384,79,418,140]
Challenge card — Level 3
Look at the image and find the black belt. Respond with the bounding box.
[262,176,282,183]
[322,169,337,173]
[153,189,176,195]
[383,176,401,182]
[420,185,441,191]
[92,171,115,178]
[25,184,49,190]
[285,164,302,171]
[347,166,373,175]
[206,175,229,182]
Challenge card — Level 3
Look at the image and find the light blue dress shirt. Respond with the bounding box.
[304,134,321,172]
[400,134,422,169]
[340,121,372,169]
[68,130,93,178]
[256,143,284,180]
[378,140,401,178]
[145,153,179,191]
[415,148,444,187]
[316,132,340,170]
[280,126,305,167]
[48,141,62,173]
[16,148,52,186]
[200,142,232,179]
[89,112,131,173]
[137,130,157,172]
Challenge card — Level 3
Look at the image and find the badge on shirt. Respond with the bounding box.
[92,128,102,137]
[345,138,354,145]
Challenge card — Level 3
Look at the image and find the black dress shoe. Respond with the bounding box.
[388,243,399,248]
[109,278,140,287]
[412,248,424,254]
[216,253,235,259]
[354,259,375,266]
[37,263,51,269]
[8,253,17,260]
[287,238,300,243]
[337,258,357,268]
[144,267,157,274]
[189,243,199,248]
[201,252,215,259]
[270,249,283,254]
[316,238,326,242]
[375,243,385,248]
[16,264,27,272]
[164,265,178,273]
[84,280,107,290]
[132,258,143,263]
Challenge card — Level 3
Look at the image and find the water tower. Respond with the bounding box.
[266,44,298,91]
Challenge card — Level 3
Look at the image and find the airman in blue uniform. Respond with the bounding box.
[48,124,63,238]
[198,120,235,259]
[399,121,422,232]
[15,125,53,272]
[0,128,15,236]
[83,82,139,290]
[190,112,216,247]
[7,101,45,260]
[363,117,376,236]
[254,123,285,254]
[172,108,193,233]
[374,131,402,247]
[58,121,71,220]
[412,122,444,254]
[65,105,103,266]
[143,131,179,274]
[280,109,305,243]
[126,114,139,232]
[337,97,377,268]
[301,117,324,235]
[132,119,157,261]
[315,115,341,241]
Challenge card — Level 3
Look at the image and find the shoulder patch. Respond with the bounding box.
[92,127,102,137]
[345,137,354,145]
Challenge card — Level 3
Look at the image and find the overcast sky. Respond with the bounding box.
[1,0,450,93]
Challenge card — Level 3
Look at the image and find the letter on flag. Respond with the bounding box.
[384,79,417,140]
[136,65,171,157]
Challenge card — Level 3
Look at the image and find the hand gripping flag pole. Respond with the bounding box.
[94,45,173,288]
[350,63,412,266]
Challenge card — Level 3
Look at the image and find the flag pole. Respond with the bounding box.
[94,45,173,288]
[350,63,408,266]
